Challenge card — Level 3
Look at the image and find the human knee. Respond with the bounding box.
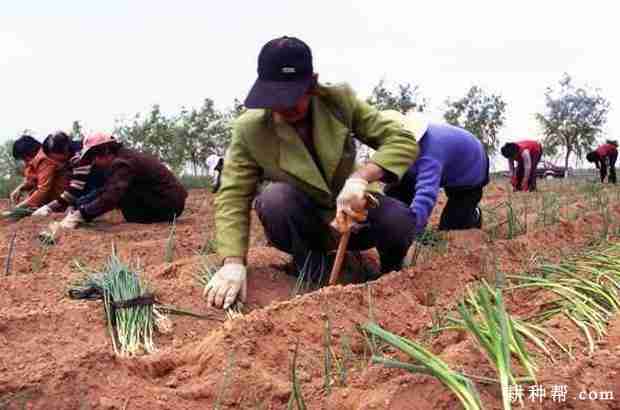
[369,198,416,240]
[257,183,301,207]
[255,183,308,223]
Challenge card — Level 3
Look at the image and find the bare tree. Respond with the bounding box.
[536,73,610,170]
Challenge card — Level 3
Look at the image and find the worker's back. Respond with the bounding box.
[416,123,488,188]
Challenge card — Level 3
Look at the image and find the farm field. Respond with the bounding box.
[1,178,620,410]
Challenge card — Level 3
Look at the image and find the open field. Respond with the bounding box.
[1,178,620,409]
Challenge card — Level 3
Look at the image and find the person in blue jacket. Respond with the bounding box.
[385,120,489,233]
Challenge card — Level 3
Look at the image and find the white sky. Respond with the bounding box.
[1,0,618,169]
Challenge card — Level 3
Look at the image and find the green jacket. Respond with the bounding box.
[215,83,420,259]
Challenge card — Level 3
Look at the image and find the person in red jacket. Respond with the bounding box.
[501,140,543,192]
[586,141,618,184]
[10,134,68,209]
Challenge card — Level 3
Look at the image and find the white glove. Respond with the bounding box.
[59,209,84,229]
[32,205,52,217]
[336,177,368,218]
[204,263,247,309]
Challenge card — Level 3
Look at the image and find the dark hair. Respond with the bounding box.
[586,151,598,163]
[500,143,519,159]
[42,131,71,156]
[12,135,41,160]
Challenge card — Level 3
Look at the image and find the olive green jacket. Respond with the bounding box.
[215,83,420,259]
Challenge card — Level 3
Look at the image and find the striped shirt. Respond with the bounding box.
[47,156,94,212]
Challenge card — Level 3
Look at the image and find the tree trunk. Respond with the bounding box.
[563,135,572,173]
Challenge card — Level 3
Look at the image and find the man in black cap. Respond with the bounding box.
[205,36,421,310]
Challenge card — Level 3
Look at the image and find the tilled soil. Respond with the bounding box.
[1,182,619,410]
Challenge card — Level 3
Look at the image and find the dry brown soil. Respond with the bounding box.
[1,180,619,409]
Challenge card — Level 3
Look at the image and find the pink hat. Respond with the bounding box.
[79,132,117,160]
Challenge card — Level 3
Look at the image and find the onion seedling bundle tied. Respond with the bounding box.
[69,250,166,356]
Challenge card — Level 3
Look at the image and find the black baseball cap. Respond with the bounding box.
[244,36,314,109]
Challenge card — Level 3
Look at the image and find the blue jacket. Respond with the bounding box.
[400,123,488,232]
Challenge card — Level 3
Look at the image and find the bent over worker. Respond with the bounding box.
[501,140,542,192]
[10,134,68,210]
[385,115,489,233]
[57,132,187,229]
[206,36,420,309]
[32,131,106,216]
[586,141,618,184]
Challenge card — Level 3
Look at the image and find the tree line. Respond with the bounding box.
[0,72,611,179]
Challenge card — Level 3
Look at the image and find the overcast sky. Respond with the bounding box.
[1,0,618,168]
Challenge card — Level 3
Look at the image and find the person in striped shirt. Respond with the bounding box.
[31,132,106,217]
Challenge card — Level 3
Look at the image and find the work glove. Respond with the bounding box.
[335,177,368,228]
[59,208,84,229]
[32,205,52,217]
[204,263,247,309]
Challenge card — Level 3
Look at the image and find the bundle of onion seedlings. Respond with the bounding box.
[195,256,244,320]
[360,322,483,410]
[69,250,169,356]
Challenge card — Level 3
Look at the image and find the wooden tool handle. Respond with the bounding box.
[329,215,352,285]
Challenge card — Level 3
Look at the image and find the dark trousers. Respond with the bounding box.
[119,190,184,223]
[254,183,415,278]
[439,186,483,230]
[385,154,489,232]
[516,152,541,191]
[78,189,183,224]
[600,153,617,184]
[386,184,484,232]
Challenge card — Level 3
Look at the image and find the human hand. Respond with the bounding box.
[336,177,368,222]
[32,205,52,217]
[204,263,247,309]
[59,208,84,229]
[9,187,22,204]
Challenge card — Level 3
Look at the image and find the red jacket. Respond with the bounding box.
[595,144,617,158]
[22,148,68,208]
[516,140,542,161]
